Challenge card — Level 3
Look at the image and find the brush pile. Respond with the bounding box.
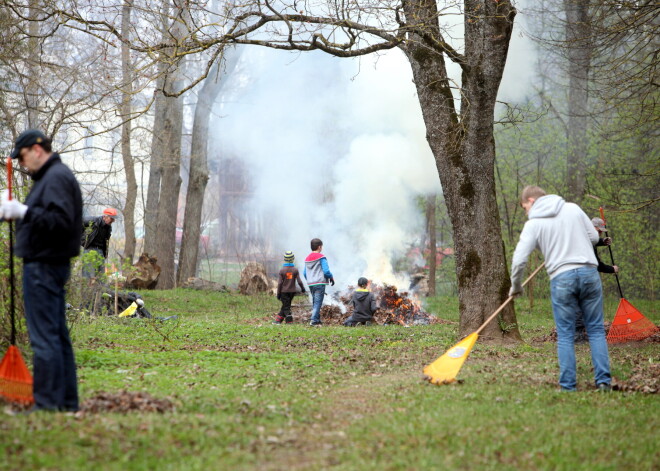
[318,284,437,326]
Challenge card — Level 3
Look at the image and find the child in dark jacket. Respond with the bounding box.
[344,277,378,326]
[274,251,306,324]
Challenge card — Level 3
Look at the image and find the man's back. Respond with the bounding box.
[513,194,598,279]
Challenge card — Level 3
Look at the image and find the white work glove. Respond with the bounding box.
[508,284,523,298]
[1,190,28,220]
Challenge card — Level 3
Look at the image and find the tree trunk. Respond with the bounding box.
[564,0,592,202]
[153,1,187,289]
[26,0,40,128]
[120,0,137,263]
[143,68,166,256]
[177,48,241,284]
[425,194,437,297]
[403,0,521,341]
[143,3,171,256]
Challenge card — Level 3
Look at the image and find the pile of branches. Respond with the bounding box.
[322,284,437,326]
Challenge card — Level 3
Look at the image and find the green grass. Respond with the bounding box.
[1,290,658,471]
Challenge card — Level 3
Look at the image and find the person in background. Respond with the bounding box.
[81,207,117,279]
[509,185,611,392]
[1,129,83,411]
[574,217,620,341]
[590,217,619,275]
[273,251,306,324]
[344,277,378,326]
[304,238,334,326]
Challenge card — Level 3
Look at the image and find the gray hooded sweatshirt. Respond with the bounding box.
[510,194,598,291]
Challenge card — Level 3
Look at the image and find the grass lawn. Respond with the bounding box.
[1,290,658,470]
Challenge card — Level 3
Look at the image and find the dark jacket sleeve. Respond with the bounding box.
[26,175,79,238]
[594,246,615,273]
[277,270,284,297]
[296,270,305,291]
[370,293,378,314]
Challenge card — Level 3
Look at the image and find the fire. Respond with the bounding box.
[331,283,435,326]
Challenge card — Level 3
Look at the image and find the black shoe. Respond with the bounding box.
[309,321,322,326]
[273,315,284,325]
[596,383,612,392]
[285,316,293,324]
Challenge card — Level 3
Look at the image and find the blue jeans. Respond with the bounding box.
[23,261,79,411]
[309,285,326,324]
[550,267,611,390]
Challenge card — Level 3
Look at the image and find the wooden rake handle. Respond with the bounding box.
[474,262,546,336]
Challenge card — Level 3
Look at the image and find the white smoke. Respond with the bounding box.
[212,48,440,290]
[211,7,536,290]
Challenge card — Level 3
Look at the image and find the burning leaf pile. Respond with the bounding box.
[317,284,437,326]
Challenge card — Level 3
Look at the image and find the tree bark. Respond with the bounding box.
[564,0,592,202]
[177,48,241,284]
[120,0,137,263]
[153,1,187,289]
[26,0,40,128]
[403,0,521,340]
[143,2,171,256]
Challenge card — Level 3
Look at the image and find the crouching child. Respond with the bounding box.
[344,277,378,326]
[274,251,306,324]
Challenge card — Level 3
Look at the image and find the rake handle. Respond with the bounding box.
[475,262,546,336]
[599,207,624,299]
[6,158,16,345]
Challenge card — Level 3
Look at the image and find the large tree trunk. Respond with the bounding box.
[143,68,166,256]
[153,1,187,289]
[120,0,137,263]
[143,2,171,256]
[403,0,520,340]
[564,0,592,202]
[177,48,241,284]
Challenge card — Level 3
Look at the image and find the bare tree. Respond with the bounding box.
[120,0,138,263]
[563,0,592,202]
[177,46,241,284]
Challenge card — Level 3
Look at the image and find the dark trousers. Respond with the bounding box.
[278,292,295,318]
[23,261,79,411]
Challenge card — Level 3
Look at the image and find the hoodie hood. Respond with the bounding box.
[529,194,565,219]
[354,290,371,302]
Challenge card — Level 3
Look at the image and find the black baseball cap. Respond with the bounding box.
[10,129,51,159]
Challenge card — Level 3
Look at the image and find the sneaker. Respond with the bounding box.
[596,383,612,392]
[272,315,284,325]
[309,321,323,327]
[285,316,293,324]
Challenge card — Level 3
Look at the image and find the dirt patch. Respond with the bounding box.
[253,371,413,471]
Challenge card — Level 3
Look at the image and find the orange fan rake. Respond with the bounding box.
[599,207,659,343]
[0,157,34,405]
[0,346,33,403]
[607,298,659,343]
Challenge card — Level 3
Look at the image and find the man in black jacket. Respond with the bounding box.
[1,129,83,412]
[81,207,117,278]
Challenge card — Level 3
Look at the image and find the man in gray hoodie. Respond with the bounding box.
[509,186,611,392]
